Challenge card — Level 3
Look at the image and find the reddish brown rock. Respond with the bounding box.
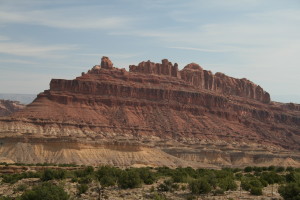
[0,57,299,167]
[0,100,25,117]
[100,56,113,69]
[129,59,179,78]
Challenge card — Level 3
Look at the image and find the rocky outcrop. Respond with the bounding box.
[129,59,179,78]
[0,100,25,117]
[0,56,299,167]
[129,59,270,103]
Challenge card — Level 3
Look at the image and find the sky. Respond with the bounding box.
[0,0,299,103]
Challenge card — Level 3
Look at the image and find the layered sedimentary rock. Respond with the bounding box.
[0,100,25,117]
[0,57,299,167]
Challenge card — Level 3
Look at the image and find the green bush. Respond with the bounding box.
[250,187,262,195]
[118,170,142,189]
[0,196,14,200]
[286,166,295,172]
[96,166,121,187]
[78,176,92,184]
[15,184,28,192]
[74,166,94,178]
[157,179,174,192]
[137,168,156,184]
[41,169,66,181]
[276,166,285,173]
[152,192,168,200]
[262,167,268,171]
[189,179,212,195]
[244,166,253,172]
[217,177,237,191]
[1,172,40,184]
[278,182,300,200]
[253,167,263,173]
[77,183,88,195]
[260,171,284,184]
[235,173,243,180]
[241,177,263,191]
[156,167,174,177]
[20,182,69,200]
[268,166,276,171]
[185,194,196,200]
[213,188,224,195]
[100,175,116,187]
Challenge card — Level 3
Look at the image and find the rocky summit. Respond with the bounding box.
[0,56,299,168]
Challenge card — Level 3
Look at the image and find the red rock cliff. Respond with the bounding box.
[2,56,300,151]
[129,59,270,103]
[0,56,299,167]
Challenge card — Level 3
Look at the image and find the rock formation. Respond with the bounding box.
[0,56,299,167]
[0,100,25,117]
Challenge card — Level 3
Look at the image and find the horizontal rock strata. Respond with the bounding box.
[0,56,299,167]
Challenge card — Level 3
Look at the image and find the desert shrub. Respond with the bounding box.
[186,194,196,200]
[241,177,263,191]
[244,166,253,172]
[213,188,224,195]
[20,182,69,200]
[157,179,174,192]
[78,176,92,184]
[217,177,237,191]
[74,166,94,178]
[57,163,77,167]
[260,171,284,184]
[235,173,243,180]
[2,174,24,184]
[268,166,276,171]
[0,197,14,200]
[150,186,155,192]
[241,180,252,191]
[15,184,28,192]
[171,183,180,190]
[152,192,168,200]
[96,166,122,187]
[250,187,262,195]
[84,166,94,174]
[253,167,263,173]
[156,167,174,177]
[71,177,78,182]
[215,169,234,179]
[189,179,212,195]
[286,166,295,172]
[172,170,189,183]
[118,170,142,189]
[262,166,268,171]
[259,178,268,187]
[285,172,300,183]
[276,166,285,173]
[41,169,66,181]
[278,182,300,200]
[100,175,116,187]
[2,171,40,184]
[77,183,88,195]
[232,168,242,173]
[136,167,156,184]
[194,169,217,188]
[254,172,262,177]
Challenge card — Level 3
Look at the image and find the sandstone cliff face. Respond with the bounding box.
[129,60,270,103]
[0,100,25,117]
[0,56,299,167]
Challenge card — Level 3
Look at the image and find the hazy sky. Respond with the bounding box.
[0,0,299,103]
